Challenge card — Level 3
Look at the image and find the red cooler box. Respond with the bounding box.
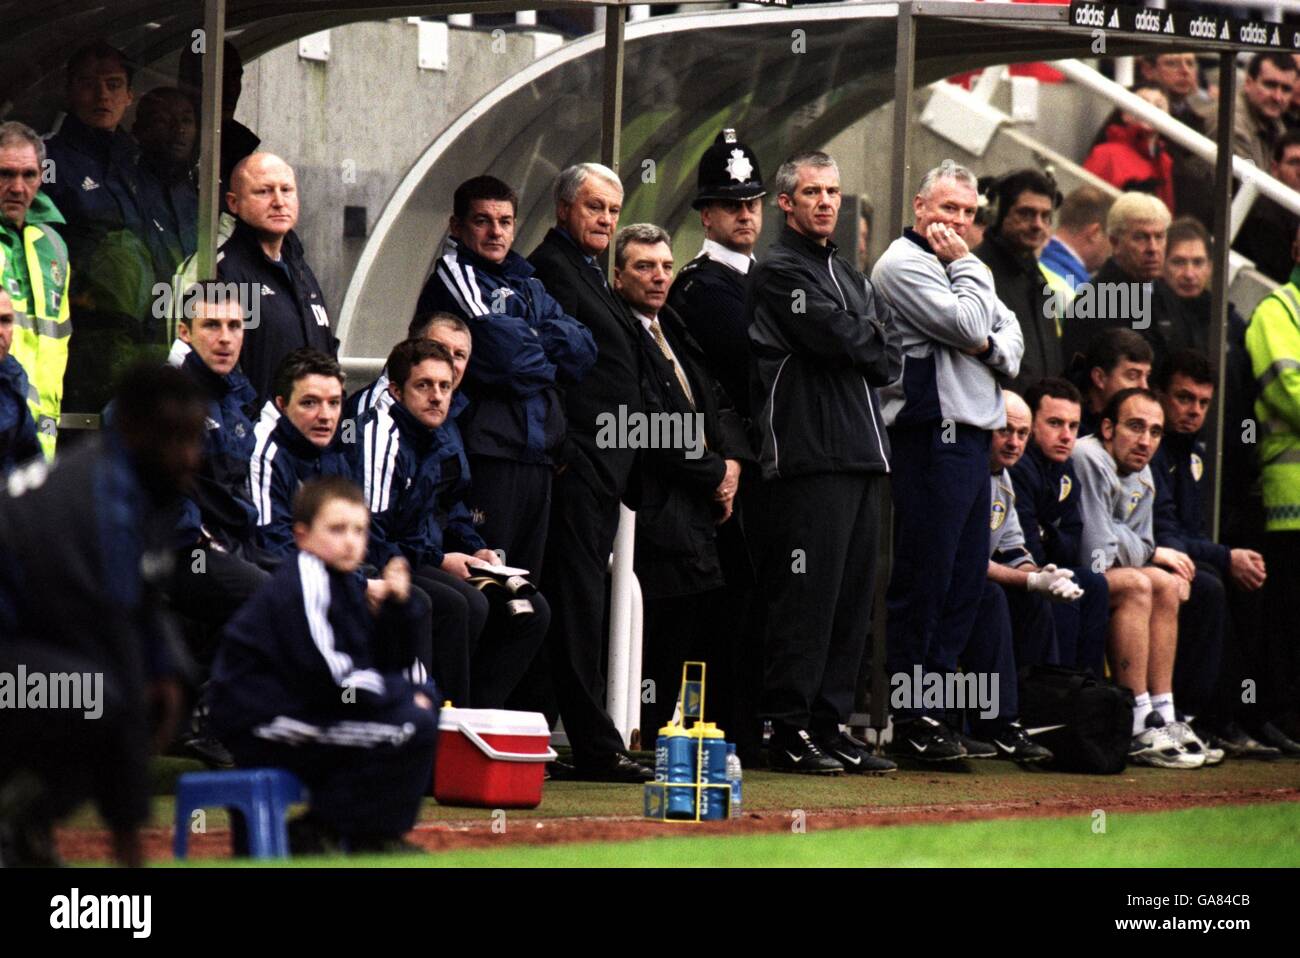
[433,708,556,808]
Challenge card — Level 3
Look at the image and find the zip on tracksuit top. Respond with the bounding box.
[871,228,1024,431]
[747,223,901,480]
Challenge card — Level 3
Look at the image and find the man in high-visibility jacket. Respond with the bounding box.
[1244,234,1300,755]
[0,121,71,460]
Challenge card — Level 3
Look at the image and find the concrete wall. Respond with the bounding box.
[236,20,541,312]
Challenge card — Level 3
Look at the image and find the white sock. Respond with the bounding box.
[1132,692,1153,736]
[1151,693,1176,725]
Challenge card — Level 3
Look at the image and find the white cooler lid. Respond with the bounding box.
[438,707,551,737]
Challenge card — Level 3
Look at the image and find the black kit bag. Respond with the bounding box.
[1018,665,1134,774]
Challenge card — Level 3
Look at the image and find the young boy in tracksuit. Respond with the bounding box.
[209,475,438,853]
[348,337,550,709]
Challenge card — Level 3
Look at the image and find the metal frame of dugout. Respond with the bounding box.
[13,0,1280,742]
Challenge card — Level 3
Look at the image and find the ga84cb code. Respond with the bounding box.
[1198,895,1249,906]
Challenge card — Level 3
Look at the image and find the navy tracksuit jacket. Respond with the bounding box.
[248,402,354,558]
[1008,442,1108,674]
[209,550,438,838]
[0,355,39,476]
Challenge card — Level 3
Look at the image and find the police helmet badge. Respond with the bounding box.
[726,149,754,184]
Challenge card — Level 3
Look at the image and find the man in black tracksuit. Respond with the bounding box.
[219,153,337,404]
[0,365,206,866]
[973,169,1064,391]
[748,151,901,774]
[612,223,756,739]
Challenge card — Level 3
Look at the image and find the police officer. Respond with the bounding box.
[665,129,765,762]
[667,129,765,419]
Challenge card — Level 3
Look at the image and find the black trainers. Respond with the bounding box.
[954,732,997,759]
[1257,722,1300,756]
[989,722,1054,763]
[1205,721,1280,759]
[817,730,897,774]
[769,729,845,774]
[886,716,966,762]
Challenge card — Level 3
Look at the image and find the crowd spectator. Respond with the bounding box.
[1234,129,1300,285]
[178,40,260,221]
[1039,185,1114,295]
[218,152,337,405]
[1060,192,1195,373]
[527,163,654,782]
[0,290,39,475]
[749,149,900,775]
[1072,387,1217,768]
[1243,239,1300,755]
[0,121,71,458]
[873,158,1022,763]
[1137,51,1215,227]
[973,168,1062,391]
[0,364,207,866]
[132,87,198,276]
[1084,85,1176,213]
[415,174,596,576]
[46,42,170,412]
[1012,378,1109,674]
[1209,52,1296,172]
[209,476,439,855]
[613,222,750,741]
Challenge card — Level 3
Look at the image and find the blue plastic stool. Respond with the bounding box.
[174,769,307,860]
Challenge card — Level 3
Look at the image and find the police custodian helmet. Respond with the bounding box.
[692,129,766,210]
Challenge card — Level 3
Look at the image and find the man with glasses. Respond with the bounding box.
[974,169,1063,389]
[1072,387,1213,768]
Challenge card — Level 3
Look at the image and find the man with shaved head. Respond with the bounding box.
[216,152,336,403]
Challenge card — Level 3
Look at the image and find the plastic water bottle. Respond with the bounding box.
[726,743,743,819]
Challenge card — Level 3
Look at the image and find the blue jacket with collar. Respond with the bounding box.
[248,402,355,557]
[1152,430,1230,574]
[347,396,486,570]
[0,355,39,476]
[415,237,596,465]
[1008,440,1085,569]
[169,342,259,549]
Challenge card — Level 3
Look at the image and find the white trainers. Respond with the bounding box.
[1129,725,1206,769]
[1165,721,1225,766]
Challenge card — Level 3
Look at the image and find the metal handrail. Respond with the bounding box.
[1053,58,1300,241]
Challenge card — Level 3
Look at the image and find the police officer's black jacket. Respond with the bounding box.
[217,218,338,404]
[0,433,182,828]
[747,224,900,480]
[666,252,753,420]
[974,232,1063,390]
[529,227,645,503]
[632,302,755,600]
[1060,257,1197,375]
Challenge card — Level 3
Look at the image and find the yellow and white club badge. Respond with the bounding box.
[991,499,1007,530]
[1126,488,1145,517]
[1191,452,1204,482]
[1059,474,1072,502]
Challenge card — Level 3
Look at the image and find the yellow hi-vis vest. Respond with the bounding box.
[1245,270,1300,532]
[1,216,71,461]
